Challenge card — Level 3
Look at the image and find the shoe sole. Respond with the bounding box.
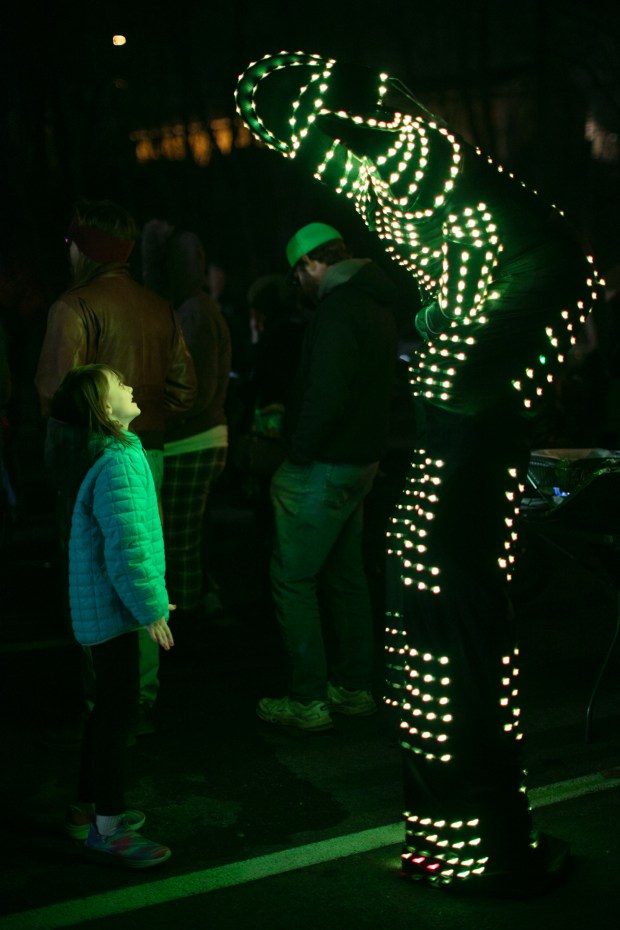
[256,710,334,731]
[329,704,378,717]
[84,847,171,869]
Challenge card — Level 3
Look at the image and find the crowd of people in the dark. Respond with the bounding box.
[0,192,618,878]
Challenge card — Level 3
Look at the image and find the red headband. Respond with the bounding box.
[66,217,135,264]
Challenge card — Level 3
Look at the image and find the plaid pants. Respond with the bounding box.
[161,446,227,611]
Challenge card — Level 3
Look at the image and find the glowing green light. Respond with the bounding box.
[236,49,600,889]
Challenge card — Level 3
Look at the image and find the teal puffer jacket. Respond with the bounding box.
[69,431,169,645]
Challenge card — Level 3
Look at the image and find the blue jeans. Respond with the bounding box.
[270,459,378,702]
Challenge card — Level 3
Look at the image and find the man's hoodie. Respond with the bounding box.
[285,259,398,464]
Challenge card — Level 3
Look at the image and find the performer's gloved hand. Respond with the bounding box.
[322,60,389,118]
[315,113,392,160]
[415,304,435,341]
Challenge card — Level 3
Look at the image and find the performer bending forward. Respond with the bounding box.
[236,52,600,895]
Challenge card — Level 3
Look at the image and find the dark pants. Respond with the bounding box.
[77,632,139,816]
[270,459,378,702]
[387,402,534,881]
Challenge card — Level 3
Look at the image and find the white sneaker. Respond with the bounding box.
[327,682,377,716]
[257,696,333,731]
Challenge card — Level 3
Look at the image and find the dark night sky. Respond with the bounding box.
[2,0,620,287]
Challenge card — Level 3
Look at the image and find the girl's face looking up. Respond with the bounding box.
[104,371,140,429]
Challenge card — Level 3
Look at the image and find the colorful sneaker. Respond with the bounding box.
[257,696,333,731]
[64,804,146,841]
[327,682,377,716]
[84,824,171,868]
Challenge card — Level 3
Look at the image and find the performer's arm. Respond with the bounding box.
[416,204,503,339]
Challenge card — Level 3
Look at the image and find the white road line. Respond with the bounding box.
[1,771,618,929]
[528,771,619,808]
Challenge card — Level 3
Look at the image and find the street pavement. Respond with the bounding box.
[8,786,614,930]
[1,484,619,929]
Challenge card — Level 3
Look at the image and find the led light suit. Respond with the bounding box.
[236,51,600,885]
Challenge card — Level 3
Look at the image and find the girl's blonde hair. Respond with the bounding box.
[49,364,130,445]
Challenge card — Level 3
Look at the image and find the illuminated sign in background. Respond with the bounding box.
[129,117,255,165]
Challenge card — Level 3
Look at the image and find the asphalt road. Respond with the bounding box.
[1,487,619,929]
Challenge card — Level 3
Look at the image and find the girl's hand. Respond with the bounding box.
[146,610,175,651]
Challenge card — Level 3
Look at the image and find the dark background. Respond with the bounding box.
[2,0,620,299]
[1,8,620,923]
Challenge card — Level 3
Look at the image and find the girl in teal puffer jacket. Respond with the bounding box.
[49,364,174,869]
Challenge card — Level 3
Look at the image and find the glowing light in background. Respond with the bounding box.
[129,118,256,165]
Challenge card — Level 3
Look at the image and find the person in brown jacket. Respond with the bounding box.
[35,199,196,735]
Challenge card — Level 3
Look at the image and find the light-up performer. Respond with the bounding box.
[236,52,600,894]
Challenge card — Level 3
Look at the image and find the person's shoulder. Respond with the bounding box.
[96,272,170,309]
[94,435,148,484]
[96,432,143,462]
[345,262,398,308]
[317,289,358,321]
[115,274,165,302]
[49,290,82,314]
[114,432,144,454]
[52,273,120,311]
[310,303,355,345]
[129,277,169,303]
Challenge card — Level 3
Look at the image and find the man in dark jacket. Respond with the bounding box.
[258,222,398,731]
[36,199,196,729]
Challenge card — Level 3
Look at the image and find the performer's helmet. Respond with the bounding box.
[286,222,343,268]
